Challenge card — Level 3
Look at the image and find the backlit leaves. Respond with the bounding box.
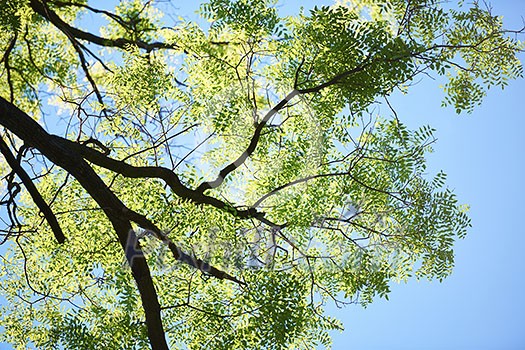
[0,0,520,348]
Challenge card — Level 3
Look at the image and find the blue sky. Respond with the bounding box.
[2,1,525,349]
[326,1,525,349]
[330,62,525,349]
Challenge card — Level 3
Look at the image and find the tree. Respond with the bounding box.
[0,0,522,348]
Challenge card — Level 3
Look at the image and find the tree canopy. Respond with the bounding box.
[0,0,522,349]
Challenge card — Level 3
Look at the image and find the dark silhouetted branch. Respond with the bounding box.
[29,0,179,52]
[63,139,265,220]
[195,89,300,193]
[0,137,65,243]
[124,207,246,286]
[0,96,169,350]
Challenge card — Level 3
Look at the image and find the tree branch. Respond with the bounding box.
[0,138,65,243]
[251,172,351,208]
[63,139,265,220]
[1,33,17,102]
[295,63,370,94]
[195,89,300,193]
[123,207,246,285]
[0,96,168,350]
[29,0,179,52]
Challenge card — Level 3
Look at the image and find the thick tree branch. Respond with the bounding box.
[195,89,300,193]
[0,138,65,243]
[29,0,178,52]
[124,207,246,285]
[191,56,379,195]
[190,44,483,197]
[48,0,132,29]
[0,96,169,350]
[2,33,17,102]
[0,95,251,347]
[65,139,265,220]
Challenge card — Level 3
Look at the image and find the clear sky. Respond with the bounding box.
[326,1,525,349]
[2,1,525,349]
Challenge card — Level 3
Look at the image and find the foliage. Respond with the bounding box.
[0,0,522,349]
